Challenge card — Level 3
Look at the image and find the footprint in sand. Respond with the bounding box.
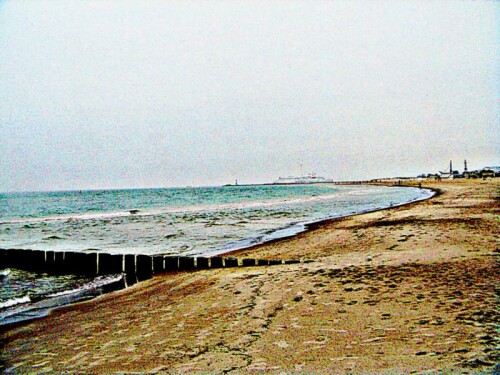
[274,340,289,348]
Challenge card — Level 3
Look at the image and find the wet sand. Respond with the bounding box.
[1,179,498,374]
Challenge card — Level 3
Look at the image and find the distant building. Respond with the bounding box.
[483,166,500,174]
[479,169,496,178]
[419,160,498,180]
[439,160,456,179]
[463,165,499,179]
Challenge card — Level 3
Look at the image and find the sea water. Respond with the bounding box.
[0,184,433,325]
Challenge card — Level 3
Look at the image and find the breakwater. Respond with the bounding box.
[0,248,312,326]
[0,248,309,282]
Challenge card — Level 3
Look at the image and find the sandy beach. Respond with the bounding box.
[1,179,498,374]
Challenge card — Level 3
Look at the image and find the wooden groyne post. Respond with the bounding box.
[0,248,311,283]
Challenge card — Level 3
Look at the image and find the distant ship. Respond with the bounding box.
[274,173,334,184]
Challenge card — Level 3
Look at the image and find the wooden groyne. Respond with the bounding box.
[0,248,311,281]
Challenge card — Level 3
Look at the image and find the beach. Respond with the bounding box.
[0,179,498,374]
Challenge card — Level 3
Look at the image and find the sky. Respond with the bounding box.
[0,0,498,192]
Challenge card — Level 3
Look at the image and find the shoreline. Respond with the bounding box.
[0,184,433,329]
[1,179,498,374]
[224,184,439,258]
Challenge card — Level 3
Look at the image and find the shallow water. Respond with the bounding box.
[0,184,431,256]
[0,269,124,326]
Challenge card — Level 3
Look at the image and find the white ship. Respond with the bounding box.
[274,172,334,184]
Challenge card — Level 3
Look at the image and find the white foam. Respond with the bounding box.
[0,268,11,277]
[0,295,31,309]
[47,274,124,298]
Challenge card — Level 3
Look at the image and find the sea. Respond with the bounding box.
[0,184,433,326]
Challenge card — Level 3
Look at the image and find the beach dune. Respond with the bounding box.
[1,179,498,374]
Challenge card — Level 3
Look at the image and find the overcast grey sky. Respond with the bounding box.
[1,1,498,192]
